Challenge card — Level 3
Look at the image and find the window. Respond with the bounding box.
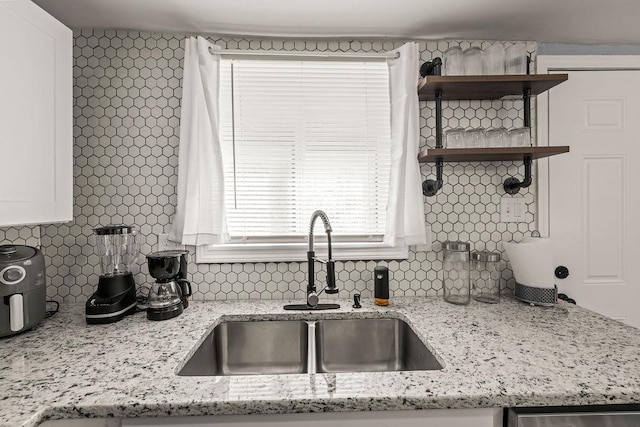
[197,57,407,263]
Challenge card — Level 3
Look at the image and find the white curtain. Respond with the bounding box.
[383,42,427,246]
[169,36,229,245]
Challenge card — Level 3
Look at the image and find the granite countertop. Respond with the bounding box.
[1,296,640,426]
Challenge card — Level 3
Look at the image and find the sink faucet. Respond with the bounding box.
[283,210,340,311]
[306,210,338,307]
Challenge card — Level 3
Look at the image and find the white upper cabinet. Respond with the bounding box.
[0,0,72,227]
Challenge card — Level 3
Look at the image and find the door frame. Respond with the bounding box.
[536,55,640,237]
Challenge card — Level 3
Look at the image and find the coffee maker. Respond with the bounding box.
[86,225,140,324]
[145,250,191,321]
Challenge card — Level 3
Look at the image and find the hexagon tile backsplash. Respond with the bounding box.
[0,226,40,248]
[32,30,537,303]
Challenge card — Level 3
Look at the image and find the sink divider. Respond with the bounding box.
[307,321,317,374]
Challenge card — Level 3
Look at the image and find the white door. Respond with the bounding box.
[538,57,640,328]
[0,0,72,227]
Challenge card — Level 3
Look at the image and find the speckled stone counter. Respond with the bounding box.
[1,296,640,426]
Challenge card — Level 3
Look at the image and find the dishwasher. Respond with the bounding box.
[507,405,640,426]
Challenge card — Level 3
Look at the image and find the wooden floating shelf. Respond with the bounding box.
[417,146,570,163]
[417,74,568,101]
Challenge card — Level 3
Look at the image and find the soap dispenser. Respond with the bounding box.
[374,266,389,306]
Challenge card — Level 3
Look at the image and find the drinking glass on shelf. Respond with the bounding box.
[444,128,465,148]
[509,127,532,147]
[486,127,508,147]
[463,47,484,75]
[465,128,487,148]
[443,47,464,76]
[484,44,506,75]
[505,43,527,74]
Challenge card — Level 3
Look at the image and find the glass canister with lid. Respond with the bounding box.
[442,241,471,305]
[471,250,501,303]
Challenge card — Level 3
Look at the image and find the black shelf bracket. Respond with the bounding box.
[523,88,531,128]
[423,89,444,197]
[504,155,533,194]
[422,158,443,197]
[435,89,443,148]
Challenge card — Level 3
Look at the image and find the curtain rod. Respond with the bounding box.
[209,47,399,60]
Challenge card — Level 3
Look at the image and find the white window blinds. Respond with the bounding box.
[218,58,391,238]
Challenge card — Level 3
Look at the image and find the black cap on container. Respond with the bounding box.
[94,225,134,235]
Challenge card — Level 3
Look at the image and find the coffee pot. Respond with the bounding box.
[145,250,191,321]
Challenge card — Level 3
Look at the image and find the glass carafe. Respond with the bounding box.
[94,225,140,277]
[147,280,183,310]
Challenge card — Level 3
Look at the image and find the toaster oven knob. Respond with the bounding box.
[0,266,26,285]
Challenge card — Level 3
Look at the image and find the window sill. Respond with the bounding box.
[195,241,409,264]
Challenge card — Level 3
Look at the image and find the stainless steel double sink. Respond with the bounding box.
[178,318,443,376]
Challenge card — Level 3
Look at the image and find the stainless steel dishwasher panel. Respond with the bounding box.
[507,407,640,427]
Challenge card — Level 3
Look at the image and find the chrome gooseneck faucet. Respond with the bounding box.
[306,210,338,307]
[284,210,340,311]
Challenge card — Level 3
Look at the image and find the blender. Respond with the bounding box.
[85,225,140,324]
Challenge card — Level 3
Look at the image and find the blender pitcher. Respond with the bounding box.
[94,225,140,277]
[85,225,140,324]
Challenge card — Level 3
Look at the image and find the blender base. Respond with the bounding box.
[85,272,138,324]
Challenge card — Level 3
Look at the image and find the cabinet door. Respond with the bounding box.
[0,0,72,227]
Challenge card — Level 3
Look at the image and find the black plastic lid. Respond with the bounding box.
[94,225,134,235]
[0,245,38,263]
[146,250,189,259]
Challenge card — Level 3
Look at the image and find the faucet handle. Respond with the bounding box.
[307,292,319,307]
[326,260,337,291]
